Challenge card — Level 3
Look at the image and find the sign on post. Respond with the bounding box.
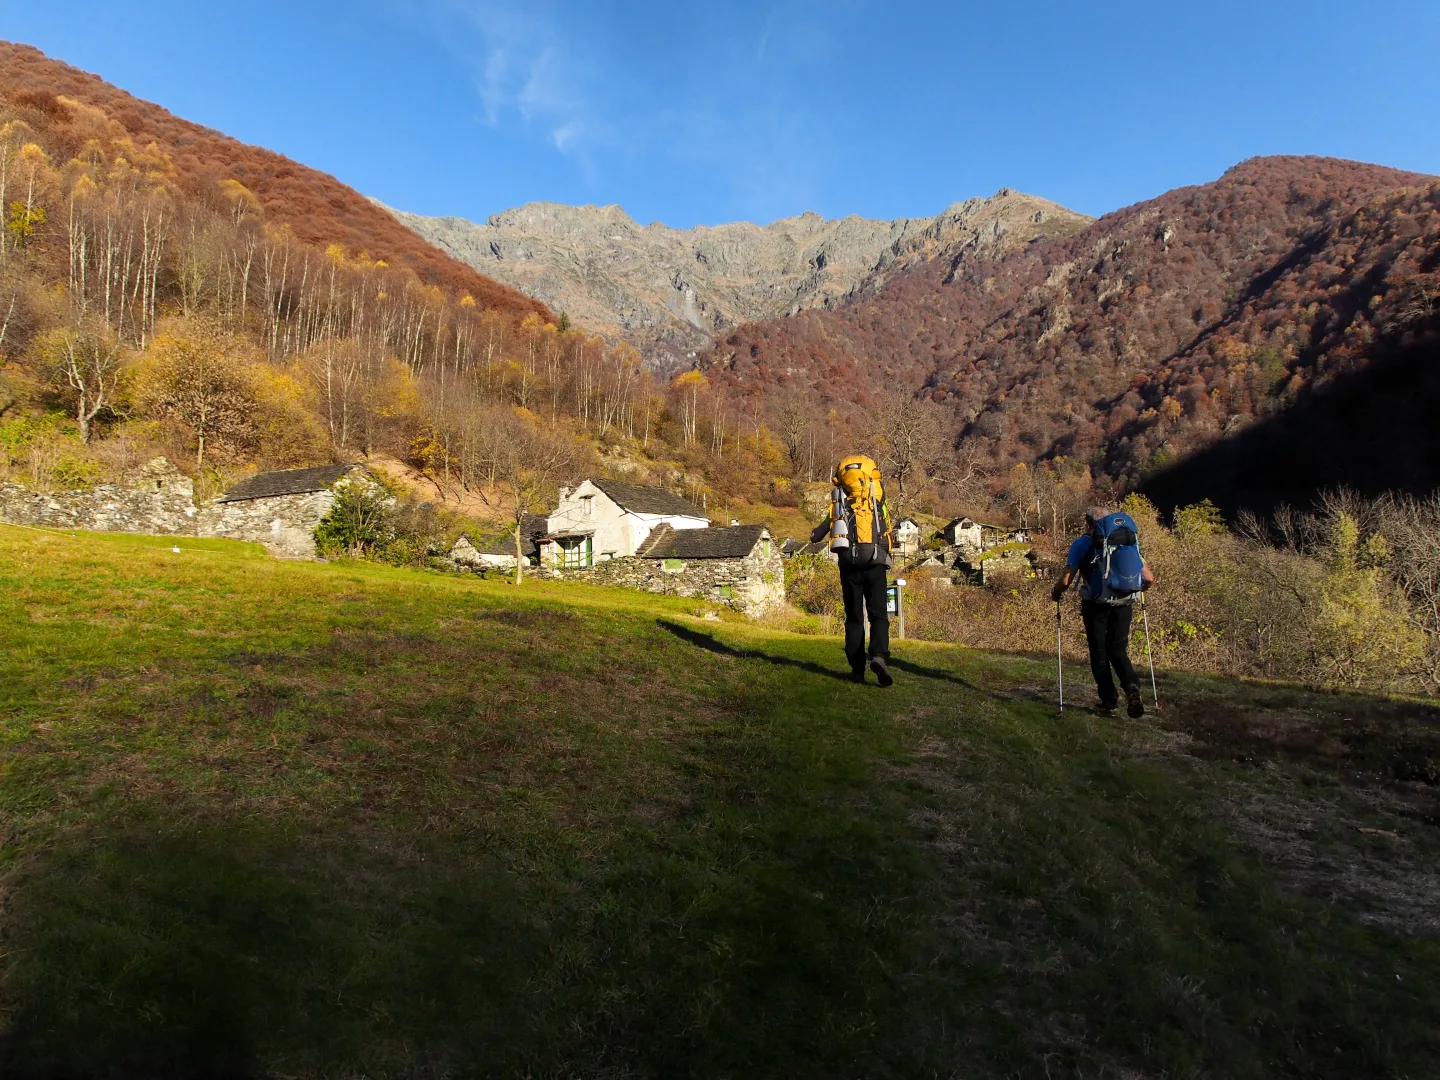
[887,578,906,639]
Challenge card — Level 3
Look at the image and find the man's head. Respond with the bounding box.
[1085,506,1109,528]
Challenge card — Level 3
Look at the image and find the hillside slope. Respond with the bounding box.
[709,156,1440,506]
[382,190,1091,363]
[0,42,550,319]
[2,527,1437,1076]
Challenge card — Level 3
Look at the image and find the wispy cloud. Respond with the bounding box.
[756,8,777,60]
[434,1,599,158]
[416,0,846,223]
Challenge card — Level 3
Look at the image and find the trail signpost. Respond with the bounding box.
[887,578,906,639]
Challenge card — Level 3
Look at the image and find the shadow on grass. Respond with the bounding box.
[658,620,1006,700]
[886,656,1008,700]
[0,812,544,1079]
[0,792,950,1078]
[657,620,851,682]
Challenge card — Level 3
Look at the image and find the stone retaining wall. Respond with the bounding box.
[532,551,785,616]
[0,458,346,558]
[0,460,198,535]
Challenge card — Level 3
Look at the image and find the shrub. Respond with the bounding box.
[50,454,102,490]
[785,553,843,621]
[374,501,470,568]
[314,481,473,567]
[898,493,1432,695]
[314,482,393,558]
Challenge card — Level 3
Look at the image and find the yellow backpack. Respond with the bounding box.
[829,454,892,566]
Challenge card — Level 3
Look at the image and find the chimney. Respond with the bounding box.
[558,486,572,502]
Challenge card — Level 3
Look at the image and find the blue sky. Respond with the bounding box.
[4,1,1438,228]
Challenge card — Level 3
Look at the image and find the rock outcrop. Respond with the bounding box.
[377,191,1091,363]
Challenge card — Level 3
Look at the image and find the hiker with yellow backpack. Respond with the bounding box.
[809,455,895,686]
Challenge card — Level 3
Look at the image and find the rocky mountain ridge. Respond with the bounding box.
[378,192,1091,362]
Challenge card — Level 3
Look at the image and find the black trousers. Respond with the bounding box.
[840,563,890,671]
[1080,600,1140,706]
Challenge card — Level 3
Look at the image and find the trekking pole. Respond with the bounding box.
[1140,593,1159,709]
[1055,600,1064,714]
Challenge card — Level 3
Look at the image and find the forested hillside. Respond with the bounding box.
[0,43,933,528]
[0,45,678,524]
[707,157,1440,516]
[0,43,548,314]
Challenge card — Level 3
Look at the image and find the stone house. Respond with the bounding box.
[900,516,1038,587]
[0,458,373,559]
[539,478,708,568]
[893,517,921,556]
[537,522,783,615]
[636,523,783,613]
[974,544,1040,584]
[204,463,365,558]
[942,517,986,553]
[942,517,1031,555]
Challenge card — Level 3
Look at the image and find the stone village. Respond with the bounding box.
[1,461,1036,617]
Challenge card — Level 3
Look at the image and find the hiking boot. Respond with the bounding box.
[869,655,894,688]
[849,668,867,684]
[1125,685,1145,719]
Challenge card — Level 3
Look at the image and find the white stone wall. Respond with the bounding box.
[894,520,921,556]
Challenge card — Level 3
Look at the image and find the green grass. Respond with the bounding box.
[1,525,1437,1078]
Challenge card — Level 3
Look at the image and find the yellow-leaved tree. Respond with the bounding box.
[1312,511,1425,689]
[136,320,260,470]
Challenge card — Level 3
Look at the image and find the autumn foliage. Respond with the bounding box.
[0,42,550,319]
[705,156,1440,512]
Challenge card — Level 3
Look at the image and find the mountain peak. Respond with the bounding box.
[382,190,1092,361]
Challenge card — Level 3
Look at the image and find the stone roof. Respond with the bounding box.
[591,478,708,519]
[217,463,358,504]
[638,523,768,560]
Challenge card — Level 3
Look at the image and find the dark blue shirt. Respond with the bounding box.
[1065,535,1103,600]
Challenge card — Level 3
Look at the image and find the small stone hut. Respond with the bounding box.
[634,523,784,613]
[450,515,547,569]
[781,537,834,559]
[205,463,363,558]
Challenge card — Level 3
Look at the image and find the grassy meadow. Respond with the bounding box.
[1,524,1438,1078]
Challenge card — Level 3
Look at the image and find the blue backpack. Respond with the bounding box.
[1088,512,1145,605]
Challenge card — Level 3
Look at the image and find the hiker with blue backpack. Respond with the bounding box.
[1051,507,1156,717]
